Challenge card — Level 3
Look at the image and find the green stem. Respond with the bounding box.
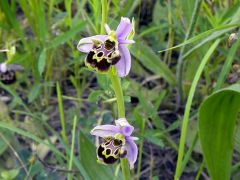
[195,160,205,180]
[68,116,77,180]
[100,1,130,179]
[56,82,68,145]
[109,70,125,117]
[109,69,130,180]
[174,39,220,180]
[100,0,107,34]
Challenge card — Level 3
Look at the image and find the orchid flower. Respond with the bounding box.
[77,17,134,77]
[0,62,23,84]
[91,118,138,169]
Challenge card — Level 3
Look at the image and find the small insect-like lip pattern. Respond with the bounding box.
[85,39,121,72]
[97,136,127,165]
[0,70,16,85]
[0,63,24,85]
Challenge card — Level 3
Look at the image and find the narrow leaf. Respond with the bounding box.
[131,42,176,85]
[38,49,46,76]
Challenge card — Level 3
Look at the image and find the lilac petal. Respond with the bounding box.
[77,35,108,53]
[118,39,135,45]
[90,125,120,138]
[115,118,134,136]
[116,17,132,40]
[121,125,134,136]
[125,137,138,169]
[115,45,131,77]
[0,63,7,73]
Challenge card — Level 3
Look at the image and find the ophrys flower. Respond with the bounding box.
[77,17,134,77]
[91,118,138,169]
[0,62,23,84]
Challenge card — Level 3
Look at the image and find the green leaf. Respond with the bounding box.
[0,1,27,47]
[131,42,176,85]
[214,38,240,91]
[199,84,240,180]
[47,21,86,49]
[144,131,164,148]
[88,90,102,102]
[1,169,19,180]
[0,129,13,155]
[38,49,46,76]
[158,23,240,53]
[28,83,42,103]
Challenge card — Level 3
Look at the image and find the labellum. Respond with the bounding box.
[0,70,16,85]
[0,64,23,85]
[97,136,127,165]
[85,38,121,72]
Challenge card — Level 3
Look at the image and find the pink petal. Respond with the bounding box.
[77,35,108,53]
[116,17,132,40]
[125,137,138,169]
[115,45,131,77]
[115,118,134,136]
[0,63,7,73]
[121,126,134,136]
[90,125,120,138]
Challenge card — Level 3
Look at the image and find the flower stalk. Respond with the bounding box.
[109,69,125,118]
[100,1,131,178]
[108,69,130,179]
[101,0,130,180]
[77,1,135,178]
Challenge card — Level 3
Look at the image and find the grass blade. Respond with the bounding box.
[174,39,220,179]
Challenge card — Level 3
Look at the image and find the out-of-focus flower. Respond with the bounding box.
[0,62,23,84]
[77,17,134,77]
[228,33,238,47]
[91,118,138,169]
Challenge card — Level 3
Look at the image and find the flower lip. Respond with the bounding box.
[84,38,121,72]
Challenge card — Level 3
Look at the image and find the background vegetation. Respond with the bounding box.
[0,0,240,179]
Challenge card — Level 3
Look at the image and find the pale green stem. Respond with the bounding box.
[109,70,125,117]
[68,116,77,180]
[56,82,68,145]
[174,39,220,180]
[100,1,130,178]
[195,160,205,180]
[100,0,107,34]
[109,69,130,180]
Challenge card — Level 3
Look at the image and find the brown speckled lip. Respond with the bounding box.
[0,70,16,84]
[85,39,121,72]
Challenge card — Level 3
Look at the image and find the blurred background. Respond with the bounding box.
[0,0,240,179]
